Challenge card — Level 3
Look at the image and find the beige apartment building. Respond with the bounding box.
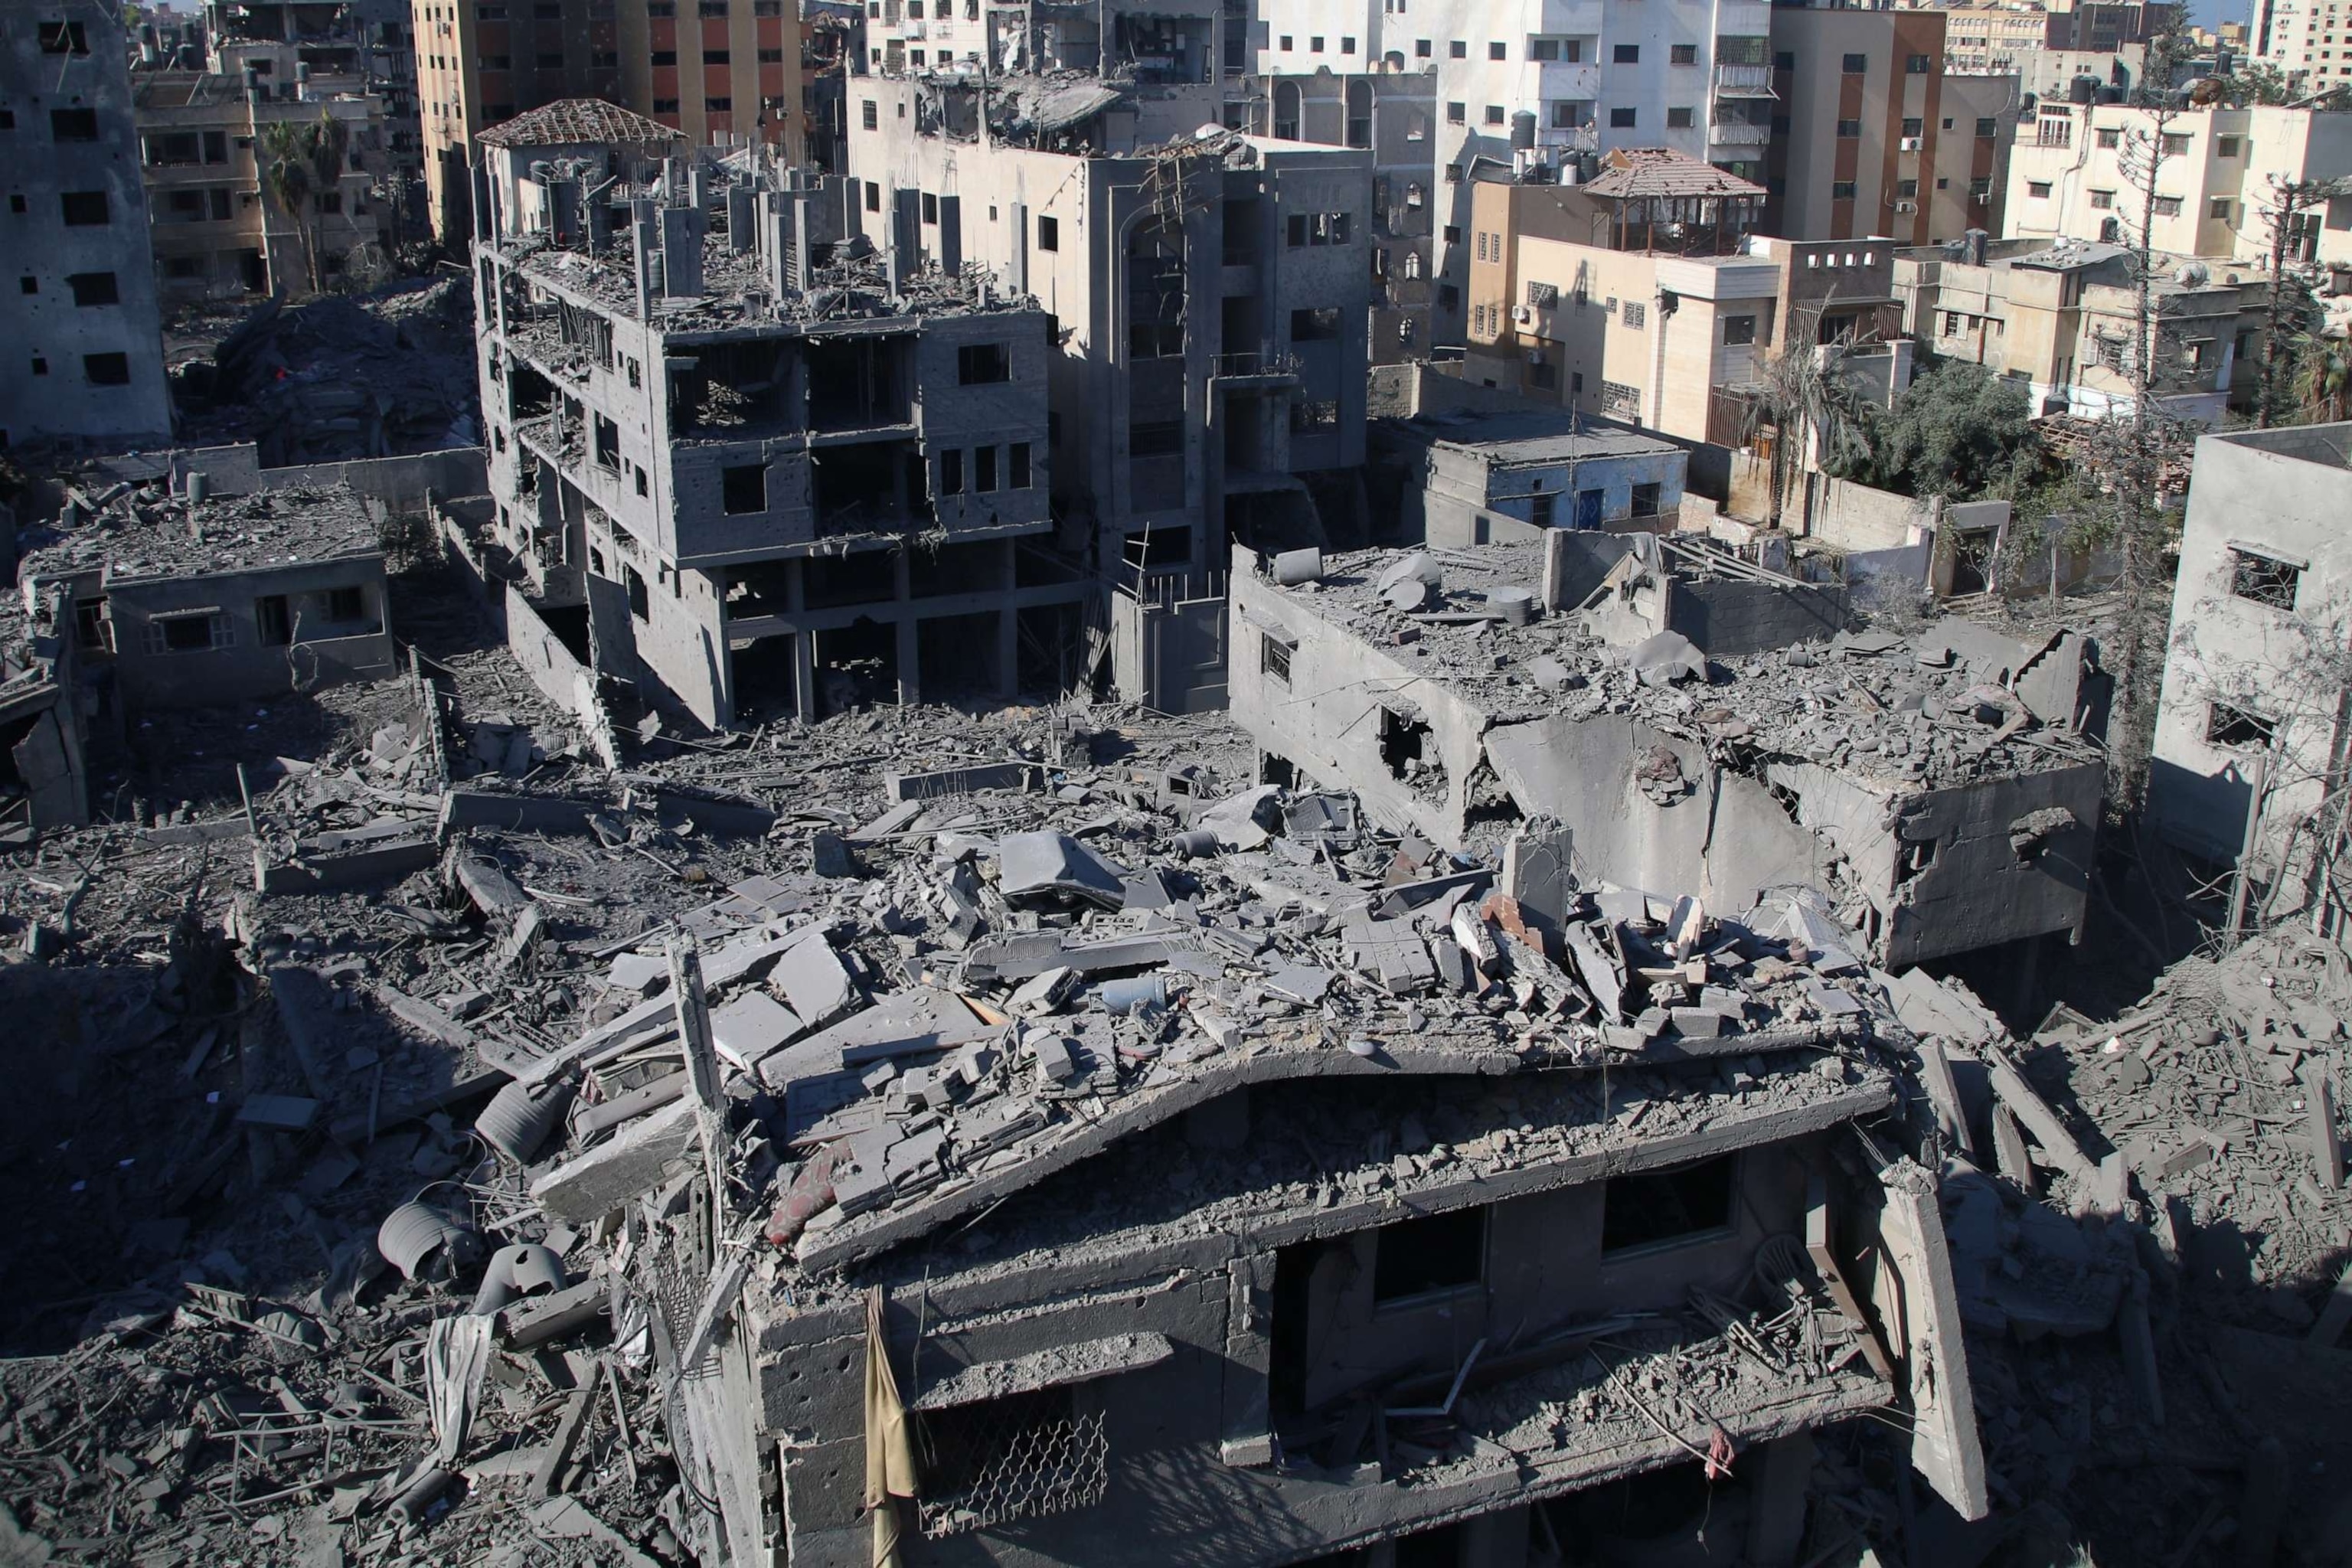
[1766,6,1961,246]
[1893,235,2268,423]
[131,69,390,298]
[2007,100,2352,268]
[413,0,807,245]
[1461,159,1906,445]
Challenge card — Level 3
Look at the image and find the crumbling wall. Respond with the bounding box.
[505,585,622,767]
[1880,763,2105,969]
[107,555,399,708]
[1794,473,1933,554]
[1483,714,1825,910]
[1666,577,1848,657]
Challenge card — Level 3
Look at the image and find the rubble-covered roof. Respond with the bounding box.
[1585,149,1768,201]
[16,480,390,585]
[1258,544,2105,789]
[479,97,684,149]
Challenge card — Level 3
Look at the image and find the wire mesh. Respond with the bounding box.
[916,1388,1109,1539]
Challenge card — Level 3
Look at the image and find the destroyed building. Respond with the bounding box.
[1229,538,2109,970]
[860,0,1245,88]
[1,475,401,831]
[0,0,176,450]
[197,0,423,221]
[471,103,1092,728]
[846,73,1376,710]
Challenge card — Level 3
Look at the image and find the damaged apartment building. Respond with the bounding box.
[1229,535,2110,975]
[845,70,1374,710]
[471,100,1096,729]
[858,0,1249,90]
[507,779,1988,1566]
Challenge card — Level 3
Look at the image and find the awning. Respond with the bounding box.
[909,1332,1174,1411]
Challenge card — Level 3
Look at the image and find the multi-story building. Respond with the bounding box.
[1,2,175,449]
[471,100,1093,728]
[130,67,390,298]
[1459,158,1907,445]
[1929,71,2020,241]
[1940,0,2063,74]
[2148,420,2352,926]
[201,0,423,225]
[2251,0,2352,96]
[1892,234,2268,423]
[415,0,808,247]
[1764,7,1956,247]
[844,71,1373,712]
[1244,0,1779,351]
[2006,100,2352,269]
[858,0,1246,91]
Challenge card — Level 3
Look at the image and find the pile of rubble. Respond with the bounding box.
[169,280,482,466]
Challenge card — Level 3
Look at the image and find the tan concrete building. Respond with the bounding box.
[1893,235,2269,423]
[413,0,807,246]
[1931,71,2020,242]
[131,69,390,299]
[1461,162,1905,445]
[1765,7,1954,245]
[2005,101,2352,270]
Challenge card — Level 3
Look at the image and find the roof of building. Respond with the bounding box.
[1390,407,1686,466]
[479,98,682,149]
[1584,149,1769,201]
[18,482,390,586]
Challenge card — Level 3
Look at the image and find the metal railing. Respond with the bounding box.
[1714,62,1774,93]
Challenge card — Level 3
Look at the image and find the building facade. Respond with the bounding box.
[131,68,391,299]
[1764,7,1955,247]
[2149,422,2352,922]
[2005,101,2352,269]
[202,0,423,227]
[1,2,175,449]
[471,101,1090,728]
[415,0,808,247]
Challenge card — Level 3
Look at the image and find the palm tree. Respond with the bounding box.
[1737,337,1877,529]
[259,119,315,296]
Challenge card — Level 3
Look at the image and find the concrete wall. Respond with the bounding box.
[0,5,174,448]
[1667,577,1847,657]
[2150,422,2352,871]
[103,554,397,707]
[504,584,621,767]
[99,443,491,511]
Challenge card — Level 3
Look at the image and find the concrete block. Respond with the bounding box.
[884,762,1032,800]
[710,991,802,1069]
[237,1094,319,1132]
[530,1099,701,1224]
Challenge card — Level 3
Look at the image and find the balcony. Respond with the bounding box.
[1710,122,1772,147]
[1210,349,1301,384]
[1540,123,1599,152]
[1714,62,1775,96]
[1535,61,1602,103]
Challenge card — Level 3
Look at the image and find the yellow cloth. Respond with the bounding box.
[864,1285,919,1567]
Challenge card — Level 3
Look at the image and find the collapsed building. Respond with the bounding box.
[1228,537,2109,972]
[469,101,1093,728]
[2,476,402,832]
[844,71,1377,711]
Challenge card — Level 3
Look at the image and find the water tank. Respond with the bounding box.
[2069,74,2099,104]
[1511,109,1537,152]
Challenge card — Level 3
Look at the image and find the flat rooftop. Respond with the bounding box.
[1388,407,1685,466]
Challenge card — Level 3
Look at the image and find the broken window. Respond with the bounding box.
[1292,400,1340,433]
[1009,441,1032,489]
[1377,706,1432,778]
[2207,702,2275,750]
[1261,633,1292,685]
[38,20,89,52]
[722,463,767,514]
[1601,1155,1735,1253]
[74,598,112,652]
[956,343,1009,384]
[1290,306,1341,341]
[1632,483,1661,518]
[60,191,109,226]
[1370,1207,1485,1302]
[66,270,117,307]
[939,449,964,495]
[256,595,292,646]
[145,611,230,655]
[325,587,368,624]
[975,445,998,492]
[623,565,649,620]
[2228,547,2300,610]
[593,413,619,470]
[83,353,130,386]
[916,1386,1109,1537]
[1037,215,1059,252]
[51,108,98,142]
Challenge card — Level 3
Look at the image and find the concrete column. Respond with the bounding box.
[996,542,1020,701]
[1744,1429,1815,1568]
[893,550,920,706]
[787,560,817,725]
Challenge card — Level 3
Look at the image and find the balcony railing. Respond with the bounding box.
[1714,62,1775,95]
[1212,349,1301,378]
[1710,122,1772,146]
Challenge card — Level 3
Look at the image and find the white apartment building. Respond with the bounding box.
[2252,0,2352,96]
[2007,100,2352,269]
[1249,0,1776,348]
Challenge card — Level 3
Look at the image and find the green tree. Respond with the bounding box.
[2295,332,2352,423]
[1868,358,2043,501]
[258,111,352,296]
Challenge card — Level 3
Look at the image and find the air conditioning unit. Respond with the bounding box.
[1511,303,1536,325]
[1900,136,1922,152]
[1893,200,1918,213]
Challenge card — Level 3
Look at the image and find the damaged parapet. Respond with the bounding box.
[1230,538,2110,969]
[475,743,1986,1566]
